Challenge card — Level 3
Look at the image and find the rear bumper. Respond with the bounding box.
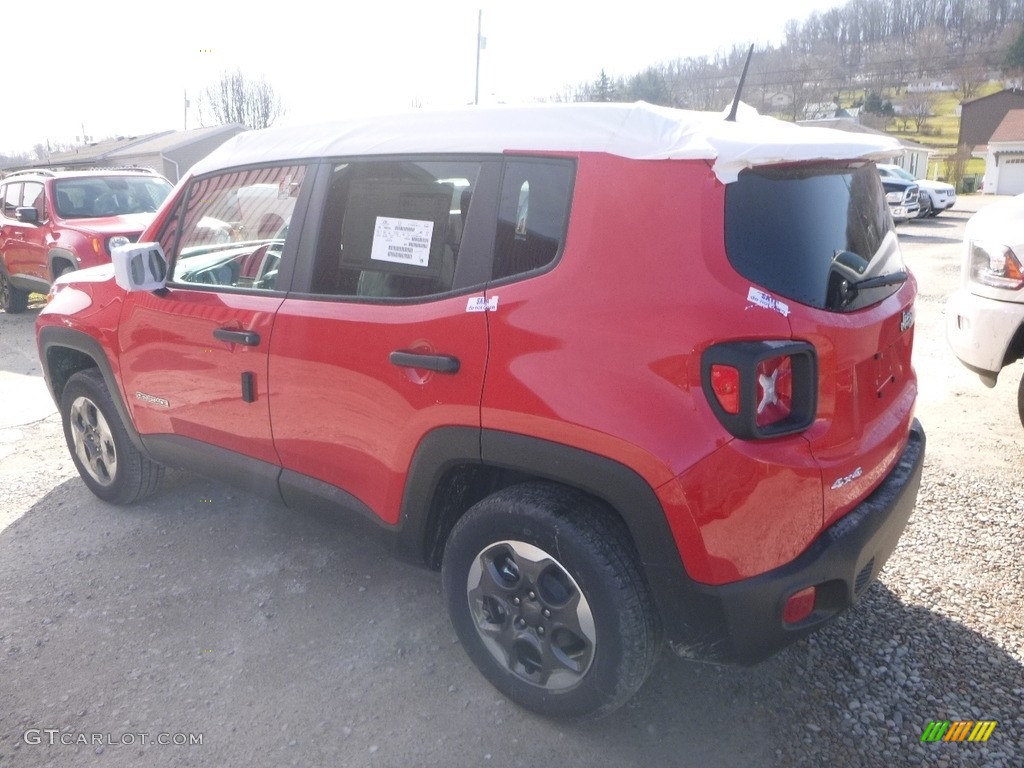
[670,419,925,665]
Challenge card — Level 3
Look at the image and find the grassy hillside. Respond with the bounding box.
[853,84,1002,184]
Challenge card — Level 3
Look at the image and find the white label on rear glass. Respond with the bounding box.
[747,287,790,317]
[466,296,499,312]
[370,216,433,267]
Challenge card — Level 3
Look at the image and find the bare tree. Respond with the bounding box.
[944,144,973,191]
[202,69,284,130]
[904,92,933,132]
[952,61,987,104]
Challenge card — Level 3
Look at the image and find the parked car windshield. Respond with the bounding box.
[879,165,916,182]
[725,163,906,312]
[54,176,173,219]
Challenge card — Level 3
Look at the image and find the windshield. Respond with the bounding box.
[54,176,172,219]
[725,164,906,313]
[882,165,916,182]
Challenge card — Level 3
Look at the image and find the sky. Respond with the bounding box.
[6,0,845,156]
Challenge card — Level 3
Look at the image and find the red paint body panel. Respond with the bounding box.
[117,288,283,465]
[481,154,918,586]
[267,294,487,525]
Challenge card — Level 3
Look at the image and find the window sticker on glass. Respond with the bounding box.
[371,216,433,267]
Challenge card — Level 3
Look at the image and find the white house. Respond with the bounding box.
[979,109,1024,194]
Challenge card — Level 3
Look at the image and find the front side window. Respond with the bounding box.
[311,159,481,299]
[53,176,172,218]
[163,165,306,292]
[725,163,904,312]
[22,182,45,221]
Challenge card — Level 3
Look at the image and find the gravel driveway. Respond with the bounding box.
[1,197,1021,768]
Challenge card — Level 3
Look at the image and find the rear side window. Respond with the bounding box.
[492,160,573,281]
[725,164,904,312]
[311,159,482,300]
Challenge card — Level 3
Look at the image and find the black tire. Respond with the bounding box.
[60,368,164,504]
[1018,370,1024,430]
[442,482,661,719]
[0,266,29,314]
[917,194,933,218]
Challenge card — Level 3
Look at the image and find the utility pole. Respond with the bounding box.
[474,10,483,105]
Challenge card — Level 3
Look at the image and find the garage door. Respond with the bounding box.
[998,157,1024,195]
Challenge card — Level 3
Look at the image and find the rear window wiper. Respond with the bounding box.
[836,271,908,307]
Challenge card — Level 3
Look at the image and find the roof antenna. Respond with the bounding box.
[726,45,755,122]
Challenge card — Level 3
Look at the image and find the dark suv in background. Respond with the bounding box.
[879,174,920,223]
[0,168,172,312]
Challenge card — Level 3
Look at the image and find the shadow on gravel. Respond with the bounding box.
[1,474,1020,768]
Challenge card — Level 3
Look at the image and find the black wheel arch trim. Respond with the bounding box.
[37,325,149,456]
[48,247,79,276]
[394,426,722,646]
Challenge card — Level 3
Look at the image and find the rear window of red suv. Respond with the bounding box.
[725,163,905,313]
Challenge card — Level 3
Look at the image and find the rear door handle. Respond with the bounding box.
[389,351,460,374]
[214,328,260,346]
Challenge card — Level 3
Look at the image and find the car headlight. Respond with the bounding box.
[885,191,902,203]
[969,241,1024,290]
[107,235,131,253]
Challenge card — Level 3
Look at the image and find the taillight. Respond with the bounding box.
[968,241,1024,290]
[755,355,793,428]
[701,341,817,439]
[710,365,740,414]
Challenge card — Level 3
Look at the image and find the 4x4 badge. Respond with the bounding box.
[830,466,863,490]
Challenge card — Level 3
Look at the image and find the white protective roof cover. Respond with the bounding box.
[191,101,902,184]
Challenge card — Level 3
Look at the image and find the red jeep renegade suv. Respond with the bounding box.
[0,168,172,312]
[36,103,925,718]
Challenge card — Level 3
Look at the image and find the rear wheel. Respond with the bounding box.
[442,482,661,719]
[60,368,164,504]
[0,267,29,314]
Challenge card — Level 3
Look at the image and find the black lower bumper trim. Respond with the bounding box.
[672,418,926,665]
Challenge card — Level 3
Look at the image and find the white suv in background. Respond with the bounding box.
[877,164,956,217]
[946,194,1024,426]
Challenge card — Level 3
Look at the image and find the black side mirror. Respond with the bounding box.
[15,207,39,224]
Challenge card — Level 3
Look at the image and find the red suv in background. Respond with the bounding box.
[36,104,925,719]
[0,168,172,312]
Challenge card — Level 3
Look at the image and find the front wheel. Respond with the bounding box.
[442,482,661,719]
[0,267,29,314]
[917,194,933,218]
[60,369,164,504]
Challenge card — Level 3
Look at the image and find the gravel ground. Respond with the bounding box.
[1,199,1022,767]
[767,468,1024,767]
